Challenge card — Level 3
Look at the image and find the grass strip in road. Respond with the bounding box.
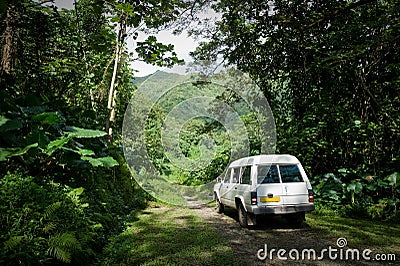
[101,205,243,265]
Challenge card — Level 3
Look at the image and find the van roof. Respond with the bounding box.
[229,154,300,167]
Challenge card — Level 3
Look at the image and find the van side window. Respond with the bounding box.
[240,166,251,185]
[258,165,280,184]
[232,168,240,183]
[223,169,231,183]
[280,165,304,182]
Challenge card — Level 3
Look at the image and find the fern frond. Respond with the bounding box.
[44,201,62,219]
[3,236,23,251]
[43,222,57,234]
[47,233,81,263]
[47,246,71,263]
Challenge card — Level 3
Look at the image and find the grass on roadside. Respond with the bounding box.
[307,212,400,257]
[101,204,243,266]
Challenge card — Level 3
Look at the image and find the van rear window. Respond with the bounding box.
[280,165,304,182]
[258,165,280,184]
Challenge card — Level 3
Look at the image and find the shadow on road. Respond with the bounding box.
[220,207,311,230]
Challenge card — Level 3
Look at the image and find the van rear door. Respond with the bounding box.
[256,165,284,206]
[279,164,309,204]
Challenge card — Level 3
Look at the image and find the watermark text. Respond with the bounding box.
[257,238,396,262]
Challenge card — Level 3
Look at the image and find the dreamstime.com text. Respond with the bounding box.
[257,238,396,262]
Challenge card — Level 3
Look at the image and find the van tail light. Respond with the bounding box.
[251,191,257,205]
[308,190,314,203]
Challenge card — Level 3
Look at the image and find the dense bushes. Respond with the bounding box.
[0,163,148,265]
[0,173,94,264]
[312,170,399,221]
[0,91,148,264]
[0,0,173,263]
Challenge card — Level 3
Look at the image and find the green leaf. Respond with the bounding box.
[68,187,84,197]
[63,147,95,156]
[26,130,49,148]
[338,168,348,173]
[354,120,361,127]
[45,137,71,155]
[0,148,14,161]
[81,156,102,167]
[377,179,391,188]
[12,143,38,156]
[346,181,363,193]
[110,16,120,23]
[66,126,107,138]
[354,182,363,193]
[346,183,356,191]
[32,112,62,125]
[0,115,9,127]
[386,172,398,187]
[0,143,38,161]
[81,156,119,168]
[327,192,339,201]
[77,148,95,156]
[0,119,22,132]
[97,156,119,167]
[116,3,134,15]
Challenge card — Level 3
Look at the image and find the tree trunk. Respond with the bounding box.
[106,19,126,142]
[1,2,17,77]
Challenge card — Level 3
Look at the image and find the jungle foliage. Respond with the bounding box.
[0,0,191,264]
[138,71,263,186]
[189,0,400,220]
[1,0,400,264]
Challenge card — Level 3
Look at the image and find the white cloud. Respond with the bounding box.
[53,0,74,10]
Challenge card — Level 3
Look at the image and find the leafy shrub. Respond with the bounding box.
[0,173,96,265]
[0,146,150,265]
[311,170,399,221]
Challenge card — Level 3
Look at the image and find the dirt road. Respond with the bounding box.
[184,197,389,266]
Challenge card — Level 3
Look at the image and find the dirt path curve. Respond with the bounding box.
[184,196,378,266]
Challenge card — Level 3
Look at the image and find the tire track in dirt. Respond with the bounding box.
[184,196,383,266]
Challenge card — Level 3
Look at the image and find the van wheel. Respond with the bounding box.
[238,203,248,228]
[215,198,224,213]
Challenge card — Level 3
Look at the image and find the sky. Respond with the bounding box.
[53,0,202,77]
[128,30,199,77]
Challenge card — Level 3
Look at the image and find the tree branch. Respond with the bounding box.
[304,0,377,29]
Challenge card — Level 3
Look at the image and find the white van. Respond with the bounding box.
[213,154,315,227]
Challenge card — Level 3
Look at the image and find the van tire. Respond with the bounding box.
[215,197,224,213]
[238,203,248,228]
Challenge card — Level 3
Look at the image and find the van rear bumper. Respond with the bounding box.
[251,203,315,215]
